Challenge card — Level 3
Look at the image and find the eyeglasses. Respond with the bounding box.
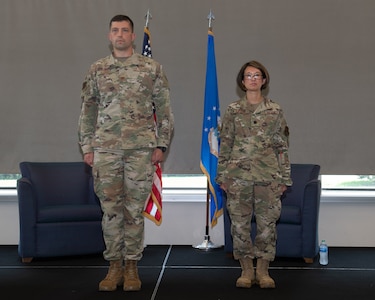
[244,73,263,80]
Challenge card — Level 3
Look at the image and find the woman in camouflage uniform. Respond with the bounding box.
[216,60,292,289]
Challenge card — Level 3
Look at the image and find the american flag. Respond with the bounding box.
[143,162,163,225]
[142,25,163,225]
[142,27,152,57]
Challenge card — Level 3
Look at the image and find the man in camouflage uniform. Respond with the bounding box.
[216,61,291,289]
[78,15,173,292]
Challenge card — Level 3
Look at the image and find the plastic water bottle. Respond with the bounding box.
[319,240,328,265]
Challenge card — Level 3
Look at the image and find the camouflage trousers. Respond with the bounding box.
[226,180,282,261]
[92,148,154,262]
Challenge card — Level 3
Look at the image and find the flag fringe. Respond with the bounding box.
[200,161,223,227]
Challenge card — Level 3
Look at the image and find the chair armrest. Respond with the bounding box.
[301,179,321,258]
[87,173,101,205]
[17,177,37,258]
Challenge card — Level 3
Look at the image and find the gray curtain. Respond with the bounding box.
[1,0,375,174]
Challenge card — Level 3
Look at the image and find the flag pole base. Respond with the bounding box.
[193,235,222,251]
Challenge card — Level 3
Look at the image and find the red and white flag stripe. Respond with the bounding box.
[144,163,163,225]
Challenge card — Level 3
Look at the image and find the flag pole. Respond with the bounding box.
[145,9,152,28]
[142,9,163,225]
[194,10,222,251]
[194,180,221,250]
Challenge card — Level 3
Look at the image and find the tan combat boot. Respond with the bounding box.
[99,260,124,291]
[255,258,276,288]
[123,260,141,291]
[236,257,255,288]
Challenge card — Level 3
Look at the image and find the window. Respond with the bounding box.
[321,175,375,190]
[0,174,20,188]
[163,175,375,191]
[1,174,375,190]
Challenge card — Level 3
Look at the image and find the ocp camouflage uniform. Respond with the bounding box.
[78,53,173,262]
[216,97,292,261]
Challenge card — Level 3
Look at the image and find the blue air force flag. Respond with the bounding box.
[200,30,223,227]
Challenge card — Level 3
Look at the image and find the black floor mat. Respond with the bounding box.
[1,245,374,300]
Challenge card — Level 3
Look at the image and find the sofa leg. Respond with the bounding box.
[303,257,313,263]
[22,257,33,263]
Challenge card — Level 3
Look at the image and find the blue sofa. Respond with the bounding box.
[17,162,105,262]
[223,164,321,263]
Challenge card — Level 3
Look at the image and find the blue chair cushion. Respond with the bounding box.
[38,204,102,223]
[278,205,301,224]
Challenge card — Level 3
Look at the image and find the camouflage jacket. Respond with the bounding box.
[216,97,292,186]
[78,53,173,154]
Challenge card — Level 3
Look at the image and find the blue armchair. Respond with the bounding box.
[223,164,321,263]
[17,162,105,262]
